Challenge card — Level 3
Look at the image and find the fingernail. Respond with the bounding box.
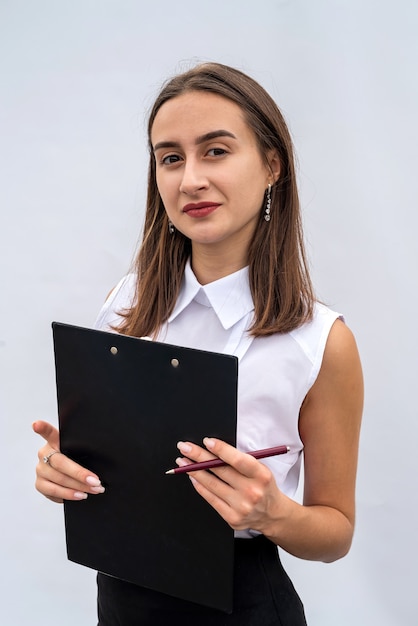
[86,476,101,487]
[74,492,88,499]
[177,441,192,454]
[189,475,197,485]
[176,457,190,467]
[203,437,215,449]
[90,485,105,494]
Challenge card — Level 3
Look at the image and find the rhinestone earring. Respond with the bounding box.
[264,184,272,222]
[168,220,175,234]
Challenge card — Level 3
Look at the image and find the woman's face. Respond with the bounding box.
[151,91,278,265]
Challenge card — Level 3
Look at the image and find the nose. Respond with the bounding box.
[179,159,209,195]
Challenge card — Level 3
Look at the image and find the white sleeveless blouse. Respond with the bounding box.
[94,261,341,538]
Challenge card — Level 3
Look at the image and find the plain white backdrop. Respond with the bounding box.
[1,1,417,624]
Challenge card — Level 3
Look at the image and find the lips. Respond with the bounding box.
[182,202,221,218]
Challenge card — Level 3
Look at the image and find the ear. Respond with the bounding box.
[266,149,281,184]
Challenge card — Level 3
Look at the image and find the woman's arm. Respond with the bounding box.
[264,318,363,561]
[176,319,363,563]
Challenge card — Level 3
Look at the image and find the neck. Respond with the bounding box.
[190,243,248,285]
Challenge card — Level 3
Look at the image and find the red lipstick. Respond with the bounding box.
[182,202,221,218]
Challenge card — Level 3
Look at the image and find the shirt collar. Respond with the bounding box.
[168,259,254,330]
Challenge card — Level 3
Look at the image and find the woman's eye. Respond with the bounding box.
[161,154,181,165]
[207,148,227,157]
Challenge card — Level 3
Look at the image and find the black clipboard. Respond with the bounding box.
[52,322,238,613]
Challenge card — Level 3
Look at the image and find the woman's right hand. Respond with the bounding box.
[33,420,105,503]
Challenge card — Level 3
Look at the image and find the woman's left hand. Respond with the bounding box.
[176,437,284,532]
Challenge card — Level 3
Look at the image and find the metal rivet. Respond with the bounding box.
[171,358,179,368]
[110,346,118,355]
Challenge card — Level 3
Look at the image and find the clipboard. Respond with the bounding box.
[52,322,238,613]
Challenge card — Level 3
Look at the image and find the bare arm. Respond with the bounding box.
[263,319,363,560]
[176,319,363,562]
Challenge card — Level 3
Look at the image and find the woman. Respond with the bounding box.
[34,62,363,625]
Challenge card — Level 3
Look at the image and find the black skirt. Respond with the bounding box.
[97,535,307,625]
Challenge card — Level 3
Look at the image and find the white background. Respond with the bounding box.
[1,1,417,624]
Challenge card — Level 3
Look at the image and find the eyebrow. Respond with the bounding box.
[152,129,237,152]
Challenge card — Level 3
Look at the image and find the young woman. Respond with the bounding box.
[34,62,363,625]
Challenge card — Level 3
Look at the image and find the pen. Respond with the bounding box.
[165,444,290,475]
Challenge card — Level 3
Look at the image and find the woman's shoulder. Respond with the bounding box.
[285,302,344,387]
[290,302,343,350]
[108,273,137,301]
[94,273,137,331]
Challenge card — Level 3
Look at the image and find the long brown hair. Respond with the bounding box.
[119,62,315,338]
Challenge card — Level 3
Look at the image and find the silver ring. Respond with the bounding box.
[43,450,59,465]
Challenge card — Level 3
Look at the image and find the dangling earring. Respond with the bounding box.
[168,220,175,234]
[264,184,272,222]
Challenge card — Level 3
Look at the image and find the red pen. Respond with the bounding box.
[165,444,290,475]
